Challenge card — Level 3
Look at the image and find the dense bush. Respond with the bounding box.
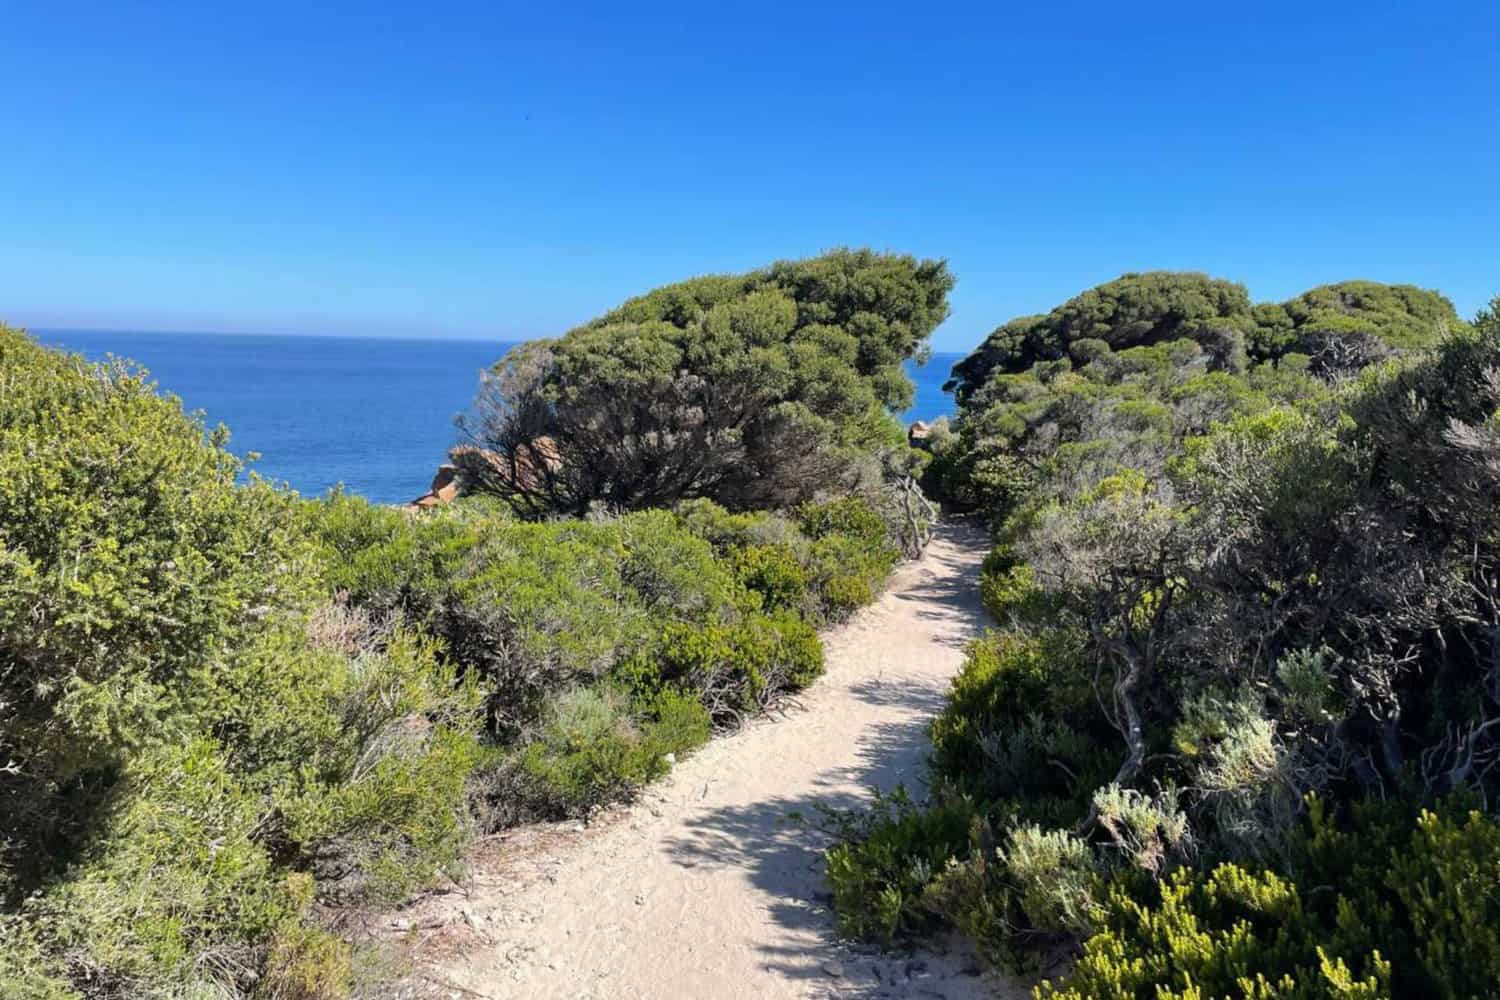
[508,687,711,819]
[0,328,316,885]
[825,788,980,943]
[927,631,1109,827]
[833,288,1500,997]
[305,487,902,825]
[945,271,1458,406]
[456,248,952,515]
[2,322,914,998]
[1038,798,1500,1000]
[0,327,485,998]
[946,272,1257,403]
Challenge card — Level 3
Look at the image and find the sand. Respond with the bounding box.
[388,519,1026,1000]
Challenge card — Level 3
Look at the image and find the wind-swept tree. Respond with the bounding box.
[458,248,954,516]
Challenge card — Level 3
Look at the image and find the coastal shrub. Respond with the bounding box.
[672,497,778,550]
[512,688,665,819]
[797,495,892,549]
[806,533,894,619]
[946,272,1458,403]
[730,543,812,613]
[458,248,953,516]
[617,508,748,621]
[929,630,1105,823]
[832,286,1500,985]
[825,789,980,943]
[677,495,901,621]
[975,551,1056,625]
[509,686,710,819]
[0,330,489,996]
[640,612,823,724]
[303,486,901,839]
[916,823,1106,973]
[0,326,318,888]
[306,489,418,604]
[16,737,347,1000]
[1039,798,1500,1000]
[204,619,486,904]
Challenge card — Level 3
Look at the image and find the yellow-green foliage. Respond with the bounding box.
[730,543,812,612]
[1037,864,1391,1000]
[0,324,317,801]
[639,612,823,723]
[1,329,483,998]
[1039,799,1500,1000]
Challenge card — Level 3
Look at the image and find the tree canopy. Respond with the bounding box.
[946,271,1461,404]
[1251,279,1460,371]
[458,248,954,516]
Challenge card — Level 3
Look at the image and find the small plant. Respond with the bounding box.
[824,788,979,943]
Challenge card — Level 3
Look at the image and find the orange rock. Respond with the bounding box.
[409,464,461,508]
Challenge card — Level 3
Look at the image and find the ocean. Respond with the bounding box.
[33,329,961,504]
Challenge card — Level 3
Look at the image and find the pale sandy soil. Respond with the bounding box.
[382,520,1028,1000]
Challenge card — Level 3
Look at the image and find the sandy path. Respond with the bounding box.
[397,520,1024,1000]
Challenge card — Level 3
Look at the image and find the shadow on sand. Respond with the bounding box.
[660,520,995,996]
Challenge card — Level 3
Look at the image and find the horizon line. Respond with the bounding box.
[29,324,520,345]
[27,324,975,356]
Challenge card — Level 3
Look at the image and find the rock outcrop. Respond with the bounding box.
[409,464,460,508]
[409,437,564,509]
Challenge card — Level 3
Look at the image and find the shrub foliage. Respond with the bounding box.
[457,248,953,515]
[834,283,1500,999]
[0,322,910,998]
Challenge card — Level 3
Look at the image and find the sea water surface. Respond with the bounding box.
[34,329,960,504]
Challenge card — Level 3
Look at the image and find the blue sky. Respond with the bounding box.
[3,3,1497,352]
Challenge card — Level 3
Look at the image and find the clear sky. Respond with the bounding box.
[3,2,1497,352]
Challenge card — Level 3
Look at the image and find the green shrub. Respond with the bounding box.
[19,738,348,1000]
[618,509,748,620]
[305,486,896,845]
[730,543,812,612]
[797,495,892,549]
[673,498,778,551]
[458,249,952,516]
[825,789,980,943]
[640,612,823,724]
[918,823,1103,973]
[205,622,486,904]
[820,572,876,617]
[976,549,1059,625]
[1,325,913,996]
[929,630,1105,824]
[0,920,76,1000]
[1039,798,1500,1000]
[0,327,318,883]
[807,532,897,620]
[679,496,901,622]
[0,330,485,996]
[638,686,714,757]
[510,686,709,819]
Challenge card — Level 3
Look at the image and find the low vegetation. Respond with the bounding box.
[13,255,1494,998]
[829,273,1500,998]
[0,252,930,1000]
